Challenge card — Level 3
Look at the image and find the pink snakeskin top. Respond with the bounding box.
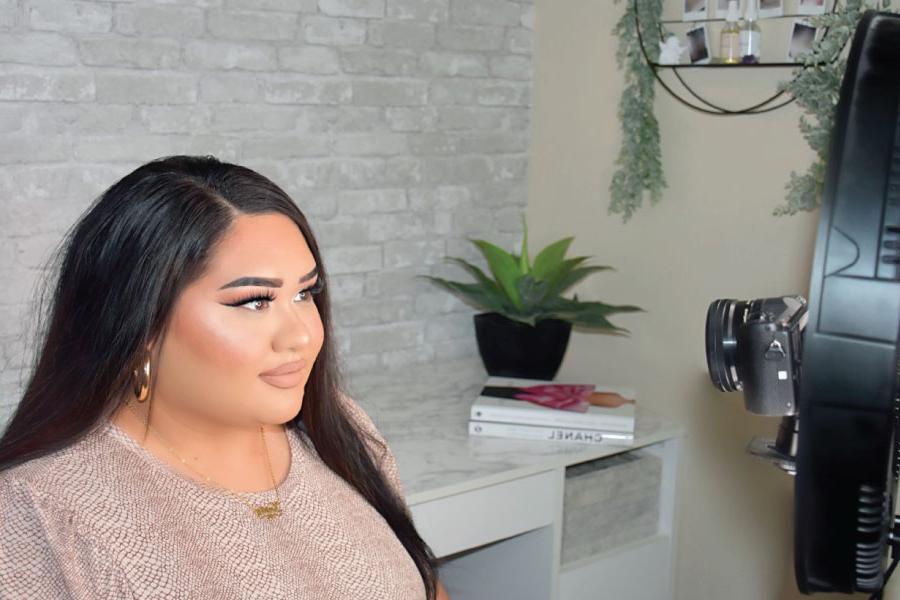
[0,393,426,599]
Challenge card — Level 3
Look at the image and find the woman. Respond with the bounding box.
[0,155,449,599]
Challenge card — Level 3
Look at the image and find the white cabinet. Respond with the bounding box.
[558,438,680,600]
[406,435,681,600]
[353,360,683,600]
[411,468,559,558]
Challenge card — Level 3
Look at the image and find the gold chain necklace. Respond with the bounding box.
[124,401,283,520]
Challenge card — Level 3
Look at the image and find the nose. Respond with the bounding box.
[272,303,313,352]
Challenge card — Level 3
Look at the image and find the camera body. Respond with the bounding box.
[705,295,808,416]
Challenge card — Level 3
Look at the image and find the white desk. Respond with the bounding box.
[348,359,683,600]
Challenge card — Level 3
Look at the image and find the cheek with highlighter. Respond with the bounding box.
[168,291,270,391]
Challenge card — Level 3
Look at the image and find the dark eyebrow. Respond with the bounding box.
[218,266,318,290]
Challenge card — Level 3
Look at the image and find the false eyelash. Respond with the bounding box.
[307,279,325,295]
[227,292,276,307]
[227,280,325,307]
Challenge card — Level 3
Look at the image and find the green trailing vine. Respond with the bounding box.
[776,0,893,216]
[610,0,894,220]
[610,0,666,223]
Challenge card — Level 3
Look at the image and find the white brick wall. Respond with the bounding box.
[0,0,533,419]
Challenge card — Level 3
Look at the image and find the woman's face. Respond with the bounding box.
[150,212,324,429]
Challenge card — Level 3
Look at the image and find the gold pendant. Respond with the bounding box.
[253,500,282,520]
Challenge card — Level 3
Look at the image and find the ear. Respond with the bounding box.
[144,339,161,364]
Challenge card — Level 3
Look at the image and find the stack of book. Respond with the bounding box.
[468,376,636,446]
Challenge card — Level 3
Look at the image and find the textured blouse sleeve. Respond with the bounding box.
[338,391,413,519]
[0,472,133,599]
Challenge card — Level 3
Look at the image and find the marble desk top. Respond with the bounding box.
[346,358,684,505]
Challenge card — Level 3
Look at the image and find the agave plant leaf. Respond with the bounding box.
[531,236,574,281]
[511,252,538,274]
[469,238,523,310]
[543,295,643,317]
[444,257,505,297]
[561,255,592,269]
[541,256,598,299]
[415,275,509,314]
[509,314,539,327]
[572,303,643,332]
[516,276,551,311]
[566,311,626,332]
[539,302,628,333]
[490,312,539,327]
[518,215,530,276]
[580,300,644,316]
[552,265,616,296]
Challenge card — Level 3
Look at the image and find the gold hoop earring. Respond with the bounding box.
[132,355,151,403]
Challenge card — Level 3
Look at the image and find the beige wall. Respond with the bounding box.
[527,1,876,598]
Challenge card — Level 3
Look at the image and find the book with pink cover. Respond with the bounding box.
[470,375,636,432]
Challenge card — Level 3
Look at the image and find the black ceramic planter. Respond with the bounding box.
[473,312,572,380]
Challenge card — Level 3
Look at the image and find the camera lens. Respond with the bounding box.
[706,299,746,392]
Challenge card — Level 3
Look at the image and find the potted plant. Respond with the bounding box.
[417,218,643,380]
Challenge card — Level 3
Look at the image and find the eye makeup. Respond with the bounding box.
[218,266,319,291]
[225,279,324,309]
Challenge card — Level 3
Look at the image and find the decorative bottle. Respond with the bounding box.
[739,0,762,64]
[719,1,741,65]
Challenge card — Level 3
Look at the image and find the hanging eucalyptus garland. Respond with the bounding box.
[610,0,666,223]
[775,0,893,216]
[611,0,894,221]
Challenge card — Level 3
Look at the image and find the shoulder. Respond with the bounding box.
[0,423,127,518]
[0,465,38,514]
[1,438,87,504]
[337,391,388,458]
[0,463,71,546]
[335,390,388,457]
[0,437,135,599]
[0,448,83,558]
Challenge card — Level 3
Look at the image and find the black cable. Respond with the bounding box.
[869,555,900,600]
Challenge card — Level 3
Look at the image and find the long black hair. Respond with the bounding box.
[0,155,438,599]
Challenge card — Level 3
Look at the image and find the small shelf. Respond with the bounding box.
[660,13,831,24]
[649,61,805,68]
[633,0,845,114]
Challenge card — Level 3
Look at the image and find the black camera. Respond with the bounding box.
[705,295,808,416]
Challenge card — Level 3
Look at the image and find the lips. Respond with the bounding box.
[260,359,306,376]
[260,370,305,389]
[259,359,307,389]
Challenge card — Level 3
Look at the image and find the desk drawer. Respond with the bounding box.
[409,469,558,558]
[562,450,662,565]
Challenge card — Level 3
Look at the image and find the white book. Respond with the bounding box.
[468,420,635,446]
[470,376,636,432]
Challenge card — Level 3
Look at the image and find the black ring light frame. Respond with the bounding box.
[793,11,900,594]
